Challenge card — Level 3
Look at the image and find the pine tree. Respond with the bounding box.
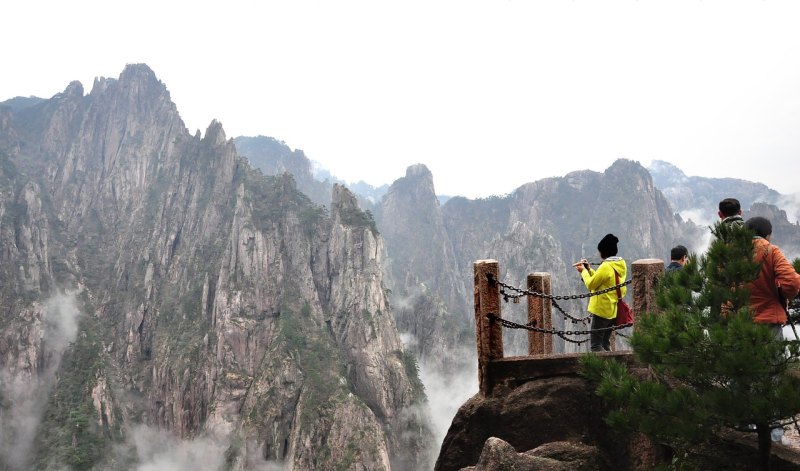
[582,222,800,470]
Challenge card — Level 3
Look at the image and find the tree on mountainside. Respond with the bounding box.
[582,222,800,470]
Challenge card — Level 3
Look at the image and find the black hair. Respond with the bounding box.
[670,245,688,261]
[597,233,619,258]
[719,198,741,217]
[744,216,772,238]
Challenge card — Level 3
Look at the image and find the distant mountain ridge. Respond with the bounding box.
[647,159,782,214]
[233,135,388,208]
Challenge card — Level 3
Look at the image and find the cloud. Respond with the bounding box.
[130,425,226,471]
[44,291,81,356]
[418,348,478,452]
[678,208,715,255]
[0,290,82,470]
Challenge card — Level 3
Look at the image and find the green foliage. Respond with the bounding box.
[397,349,426,404]
[582,222,800,467]
[154,282,209,364]
[338,206,378,235]
[34,323,113,470]
[278,302,347,428]
[242,168,317,233]
[334,439,360,471]
[299,205,326,235]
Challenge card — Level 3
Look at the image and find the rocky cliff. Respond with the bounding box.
[378,165,470,363]
[433,354,800,471]
[0,64,432,470]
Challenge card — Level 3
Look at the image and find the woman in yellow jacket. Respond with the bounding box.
[574,233,627,352]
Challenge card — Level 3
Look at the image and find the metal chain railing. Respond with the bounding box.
[495,274,630,324]
[491,273,634,345]
[487,313,633,345]
[550,297,592,325]
[491,273,632,301]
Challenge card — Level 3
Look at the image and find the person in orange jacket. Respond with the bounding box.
[744,216,800,444]
[744,217,800,326]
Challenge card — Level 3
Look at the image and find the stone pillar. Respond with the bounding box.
[527,273,552,355]
[632,259,665,319]
[474,260,503,397]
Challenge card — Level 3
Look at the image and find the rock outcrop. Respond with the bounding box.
[379,164,469,363]
[434,355,800,471]
[433,363,661,471]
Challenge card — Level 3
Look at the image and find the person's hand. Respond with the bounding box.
[573,260,585,273]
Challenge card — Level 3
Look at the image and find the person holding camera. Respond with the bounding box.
[573,233,627,352]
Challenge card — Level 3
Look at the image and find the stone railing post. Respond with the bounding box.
[527,272,552,355]
[632,259,665,318]
[474,259,503,396]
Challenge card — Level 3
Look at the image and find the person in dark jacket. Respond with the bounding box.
[666,245,689,272]
[718,198,744,228]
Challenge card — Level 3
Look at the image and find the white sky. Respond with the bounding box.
[3,1,800,198]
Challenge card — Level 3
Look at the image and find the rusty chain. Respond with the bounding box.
[492,273,631,301]
[487,313,633,345]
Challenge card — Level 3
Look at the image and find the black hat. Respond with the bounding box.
[597,233,619,258]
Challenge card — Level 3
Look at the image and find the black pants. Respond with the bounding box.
[590,315,615,352]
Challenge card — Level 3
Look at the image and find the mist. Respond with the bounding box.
[778,193,800,225]
[0,291,82,470]
[128,425,226,471]
[679,208,717,256]
[417,348,478,458]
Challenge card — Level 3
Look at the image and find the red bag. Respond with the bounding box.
[613,269,634,326]
[616,299,634,326]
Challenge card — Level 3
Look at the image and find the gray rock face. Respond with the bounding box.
[746,202,800,261]
[433,373,654,471]
[380,164,469,363]
[0,64,431,470]
[459,437,601,471]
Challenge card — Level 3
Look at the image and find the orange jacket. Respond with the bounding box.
[748,237,800,324]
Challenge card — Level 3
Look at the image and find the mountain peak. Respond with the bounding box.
[405,163,432,179]
[204,119,227,145]
[62,81,84,98]
[119,63,159,85]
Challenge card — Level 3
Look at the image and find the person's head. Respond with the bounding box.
[597,233,619,259]
[670,245,689,265]
[744,216,772,239]
[718,198,742,219]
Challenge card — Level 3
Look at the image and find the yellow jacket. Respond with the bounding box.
[580,257,628,319]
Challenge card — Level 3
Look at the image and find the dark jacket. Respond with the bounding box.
[666,261,682,272]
